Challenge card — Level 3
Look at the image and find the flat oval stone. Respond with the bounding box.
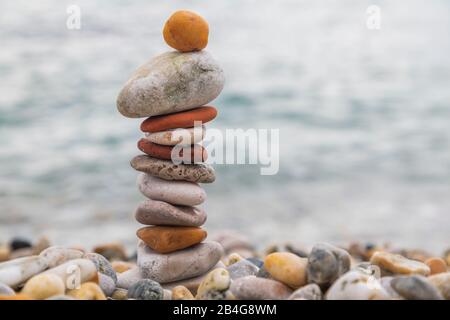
[138,139,207,163]
[39,246,84,268]
[140,106,217,133]
[370,252,430,276]
[145,126,205,146]
[0,256,48,288]
[117,51,225,118]
[138,173,206,206]
[131,155,215,183]
[230,276,292,300]
[135,199,206,227]
[137,240,223,283]
[137,226,207,254]
[326,270,390,300]
[391,275,444,300]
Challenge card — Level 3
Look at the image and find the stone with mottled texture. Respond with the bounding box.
[131,155,215,183]
[370,252,430,276]
[288,284,322,300]
[230,276,292,300]
[135,199,206,227]
[196,268,232,300]
[137,240,223,283]
[227,259,259,280]
[117,51,224,118]
[39,246,84,268]
[128,279,164,300]
[391,275,443,300]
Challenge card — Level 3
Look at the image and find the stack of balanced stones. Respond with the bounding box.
[117,11,225,285]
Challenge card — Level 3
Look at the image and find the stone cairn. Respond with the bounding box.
[116,11,225,286]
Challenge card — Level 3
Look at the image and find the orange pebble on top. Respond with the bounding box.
[163,10,209,52]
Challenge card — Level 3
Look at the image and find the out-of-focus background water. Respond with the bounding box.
[1,0,449,252]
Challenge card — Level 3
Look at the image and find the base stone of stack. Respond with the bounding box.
[137,240,223,284]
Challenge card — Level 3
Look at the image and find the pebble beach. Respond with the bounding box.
[1,3,449,301]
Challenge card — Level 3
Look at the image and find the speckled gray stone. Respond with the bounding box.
[84,252,117,283]
[117,50,225,118]
[98,273,116,297]
[288,283,322,300]
[227,259,259,280]
[137,241,223,284]
[137,173,206,206]
[127,279,164,300]
[131,155,215,183]
[307,243,351,287]
[135,198,206,227]
[391,275,444,300]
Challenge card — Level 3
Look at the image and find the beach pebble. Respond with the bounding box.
[128,279,163,300]
[227,259,259,280]
[0,256,48,288]
[98,273,116,297]
[0,245,10,262]
[111,288,128,300]
[117,51,224,118]
[93,242,127,261]
[138,139,207,163]
[145,126,205,146]
[425,257,447,275]
[138,173,206,206]
[67,282,106,300]
[42,259,97,287]
[264,252,308,288]
[117,267,143,290]
[141,106,217,133]
[172,285,195,300]
[370,252,430,276]
[379,277,404,299]
[131,155,216,183]
[162,261,226,295]
[0,282,15,296]
[137,240,223,283]
[84,253,117,283]
[428,272,450,299]
[111,261,134,274]
[137,226,207,254]
[230,276,292,300]
[163,10,209,52]
[391,275,443,300]
[39,246,84,268]
[307,243,351,288]
[288,283,322,300]
[196,268,232,300]
[21,274,65,300]
[135,199,206,227]
[226,253,244,266]
[9,237,32,251]
[326,270,390,300]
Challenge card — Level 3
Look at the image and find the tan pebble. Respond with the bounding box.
[370,251,430,275]
[264,252,308,288]
[67,282,106,300]
[111,261,134,273]
[0,244,10,262]
[196,268,232,300]
[21,274,65,300]
[226,253,244,266]
[111,288,128,300]
[172,285,194,300]
[425,258,447,275]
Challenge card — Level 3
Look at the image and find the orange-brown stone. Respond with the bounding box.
[425,257,448,275]
[140,106,217,133]
[137,139,207,163]
[137,226,207,254]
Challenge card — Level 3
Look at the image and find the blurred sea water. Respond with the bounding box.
[0,0,449,252]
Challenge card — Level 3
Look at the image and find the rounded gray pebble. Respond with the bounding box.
[99,273,116,297]
[391,275,444,300]
[127,279,164,300]
[227,259,259,280]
